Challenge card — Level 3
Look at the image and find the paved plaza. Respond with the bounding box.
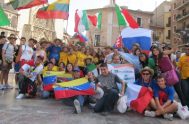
[0,74,188,124]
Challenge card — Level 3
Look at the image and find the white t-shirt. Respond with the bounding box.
[20,45,34,61]
[22,64,43,82]
[3,43,14,62]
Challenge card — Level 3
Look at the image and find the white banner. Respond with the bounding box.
[108,64,135,84]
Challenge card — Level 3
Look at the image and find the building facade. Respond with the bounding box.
[22,8,56,41]
[86,3,153,47]
[171,0,189,45]
[0,1,19,36]
[151,1,172,44]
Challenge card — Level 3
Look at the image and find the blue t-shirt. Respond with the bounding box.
[134,79,157,89]
[153,85,175,104]
[46,45,62,62]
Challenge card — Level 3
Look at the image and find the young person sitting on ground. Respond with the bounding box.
[144,75,178,121]
[94,63,126,115]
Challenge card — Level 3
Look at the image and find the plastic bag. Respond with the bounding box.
[117,95,127,113]
[177,102,189,120]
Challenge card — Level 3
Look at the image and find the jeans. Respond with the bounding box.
[62,95,85,107]
[94,89,119,112]
[181,78,189,107]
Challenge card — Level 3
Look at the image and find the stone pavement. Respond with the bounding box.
[0,74,188,124]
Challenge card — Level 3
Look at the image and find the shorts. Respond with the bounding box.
[1,63,12,71]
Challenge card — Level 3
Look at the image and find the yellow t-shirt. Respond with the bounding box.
[59,52,68,65]
[178,55,189,79]
[67,54,77,65]
[77,52,86,67]
[43,66,59,74]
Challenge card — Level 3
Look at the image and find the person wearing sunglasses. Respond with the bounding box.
[135,66,156,90]
[134,66,157,112]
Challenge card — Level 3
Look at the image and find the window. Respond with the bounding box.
[94,34,100,47]
[167,30,171,39]
[174,26,177,32]
[137,17,142,27]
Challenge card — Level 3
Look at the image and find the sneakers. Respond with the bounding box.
[74,99,81,114]
[0,84,4,90]
[16,94,24,99]
[4,84,13,89]
[144,110,156,117]
[163,114,173,121]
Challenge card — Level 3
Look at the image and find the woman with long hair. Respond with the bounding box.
[151,46,187,107]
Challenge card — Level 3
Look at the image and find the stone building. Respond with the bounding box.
[171,0,189,45]
[151,1,172,44]
[86,1,153,47]
[0,1,19,36]
[22,8,56,41]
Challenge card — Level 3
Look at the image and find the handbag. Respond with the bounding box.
[162,69,179,86]
[177,102,189,120]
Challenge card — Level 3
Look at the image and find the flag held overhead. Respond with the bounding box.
[9,0,47,10]
[36,0,70,19]
[0,6,10,26]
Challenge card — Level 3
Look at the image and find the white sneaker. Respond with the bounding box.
[163,114,173,121]
[0,84,4,90]
[16,94,24,99]
[144,110,156,117]
[5,84,13,89]
[74,99,81,114]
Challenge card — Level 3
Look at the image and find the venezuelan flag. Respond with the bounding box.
[43,71,73,91]
[9,0,47,10]
[54,78,95,99]
[36,0,70,19]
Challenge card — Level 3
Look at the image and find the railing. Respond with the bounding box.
[176,12,189,21]
[175,0,189,10]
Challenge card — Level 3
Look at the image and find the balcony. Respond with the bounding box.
[176,12,189,22]
[175,0,189,10]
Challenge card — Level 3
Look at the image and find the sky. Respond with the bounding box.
[18,0,169,38]
[52,0,168,38]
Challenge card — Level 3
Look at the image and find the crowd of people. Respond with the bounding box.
[0,32,189,120]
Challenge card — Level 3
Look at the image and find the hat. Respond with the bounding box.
[84,57,92,62]
[140,67,154,76]
[7,34,17,40]
[73,67,80,72]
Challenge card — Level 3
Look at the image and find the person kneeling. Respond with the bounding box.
[16,56,44,99]
[144,75,178,121]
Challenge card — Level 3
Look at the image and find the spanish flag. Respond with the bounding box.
[54,78,95,99]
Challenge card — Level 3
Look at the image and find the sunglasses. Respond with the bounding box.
[142,73,150,75]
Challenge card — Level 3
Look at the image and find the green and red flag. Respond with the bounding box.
[74,10,89,33]
[115,4,139,28]
[88,12,102,30]
[9,0,47,10]
[0,6,10,26]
